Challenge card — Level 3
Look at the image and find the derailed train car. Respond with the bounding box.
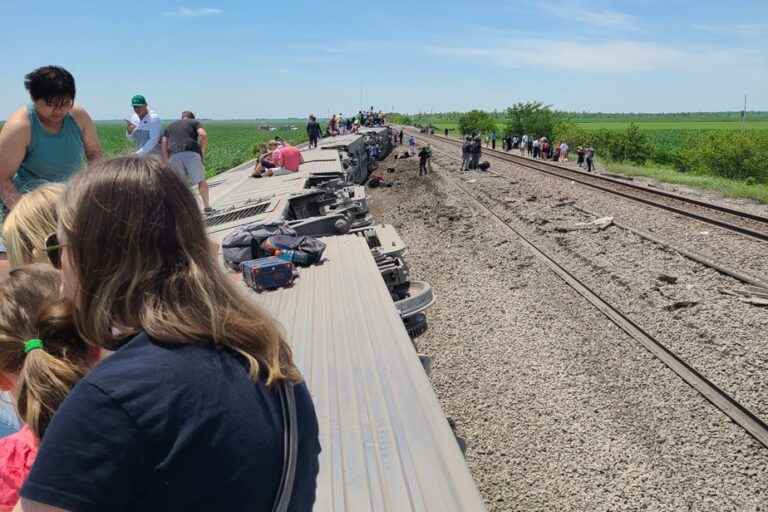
[205,141,486,511]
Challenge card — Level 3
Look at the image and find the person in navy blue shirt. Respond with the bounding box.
[18,156,320,512]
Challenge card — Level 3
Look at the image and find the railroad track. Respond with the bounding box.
[426,145,768,450]
[411,131,768,243]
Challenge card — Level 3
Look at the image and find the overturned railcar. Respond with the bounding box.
[204,144,485,511]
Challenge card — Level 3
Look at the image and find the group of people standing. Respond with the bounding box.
[0,66,321,510]
[461,135,483,171]
[324,108,386,138]
[511,135,595,172]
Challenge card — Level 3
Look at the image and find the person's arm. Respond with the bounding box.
[196,127,208,158]
[160,135,170,164]
[70,105,102,163]
[0,108,31,211]
[125,117,137,139]
[135,117,162,156]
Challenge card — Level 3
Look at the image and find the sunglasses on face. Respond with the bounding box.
[44,233,64,269]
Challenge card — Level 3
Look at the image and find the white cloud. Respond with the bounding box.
[538,2,640,32]
[164,7,222,17]
[428,38,764,74]
[693,23,768,39]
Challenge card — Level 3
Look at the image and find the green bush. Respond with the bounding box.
[458,110,497,135]
[673,130,768,182]
[504,101,562,139]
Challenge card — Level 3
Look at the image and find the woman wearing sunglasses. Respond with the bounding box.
[0,184,65,441]
[18,157,321,512]
[0,67,101,225]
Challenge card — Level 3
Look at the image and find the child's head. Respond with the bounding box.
[2,184,65,267]
[0,264,94,438]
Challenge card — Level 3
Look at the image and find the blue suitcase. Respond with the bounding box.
[241,257,295,291]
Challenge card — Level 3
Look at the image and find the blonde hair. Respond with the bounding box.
[2,184,65,266]
[0,264,91,438]
[60,157,300,384]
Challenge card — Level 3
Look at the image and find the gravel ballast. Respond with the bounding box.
[367,146,768,511]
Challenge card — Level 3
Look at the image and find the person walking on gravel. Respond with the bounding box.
[307,115,321,149]
[408,135,416,156]
[585,147,595,172]
[161,111,212,214]
[532,138,540,159]
[399,129,404,145]
[461,136,472,171]
[560,141,569,162]
[491,131,496,150]
[576,146,585,167]
[471,136,482,170]
[418,145,431,176]
[126,95,162,156]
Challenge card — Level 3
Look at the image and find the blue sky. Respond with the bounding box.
[1,0,766,119]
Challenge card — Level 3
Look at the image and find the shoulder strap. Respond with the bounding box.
[272,381,298,512]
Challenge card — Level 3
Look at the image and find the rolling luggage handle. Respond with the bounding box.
[273,381,298,512]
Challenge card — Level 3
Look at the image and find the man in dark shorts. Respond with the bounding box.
[161,111,212,213]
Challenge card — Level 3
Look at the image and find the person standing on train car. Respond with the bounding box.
[126,95,162,156]
[306,115,321,149]
[0,66,102,222]
[161,111,212,214]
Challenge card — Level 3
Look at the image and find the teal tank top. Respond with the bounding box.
[12,105,84,193]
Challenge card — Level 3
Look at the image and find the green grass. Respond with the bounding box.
[96,121,309,178]
[598,160,768,204]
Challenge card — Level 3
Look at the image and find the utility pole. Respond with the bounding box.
[742,94,747,129]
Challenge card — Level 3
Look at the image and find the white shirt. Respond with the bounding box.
[127,110,162,156]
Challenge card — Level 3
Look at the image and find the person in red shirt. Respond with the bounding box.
[0,265,99,511]
[271,143,303,172]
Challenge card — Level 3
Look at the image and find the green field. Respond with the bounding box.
[428,119,768,133]
[96,121,309,178]
[575,120,768,130]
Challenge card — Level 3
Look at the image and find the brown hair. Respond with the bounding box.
[2,184,65,266]
[0,265,90,438]
[181,111,195,119]
[59,157,300,384]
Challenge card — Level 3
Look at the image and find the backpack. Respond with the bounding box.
[221,221,298,269]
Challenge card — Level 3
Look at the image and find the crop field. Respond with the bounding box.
[96,121,309,178]
[428,119,768,134]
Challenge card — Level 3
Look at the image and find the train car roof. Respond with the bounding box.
[318,133,366,149]
[235,235,487,511]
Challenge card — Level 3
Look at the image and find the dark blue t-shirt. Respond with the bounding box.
[21,332,320,511]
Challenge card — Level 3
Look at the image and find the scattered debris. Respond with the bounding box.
[591,217,614,230]
[664,300,699,311]
[719,285,768,307]
[657,274,679,285]
[554,216,614,233]
[525,195,537,202]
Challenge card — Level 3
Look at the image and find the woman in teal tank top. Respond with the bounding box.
[0,66,101,222]
[13,105,85,193]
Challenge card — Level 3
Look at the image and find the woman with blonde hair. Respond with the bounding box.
[1,184,64,267]
[18,156,320,511]
[0,265,99,510]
